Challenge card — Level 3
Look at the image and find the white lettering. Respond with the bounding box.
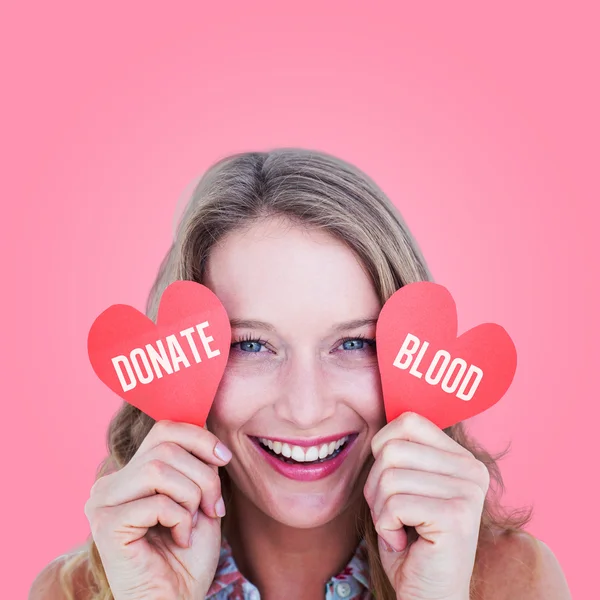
[112,355,136,392]
[456,365,484,401]
[145,340,174,378]
[109,321,221,391]
[196,321,221,358]
[393,333,420,369]
[166,334,191,371]
[441,358,468,394]
[424,350,451,385]
[130,348,154,384]
[180,327,201,363]
[392,333,483,402]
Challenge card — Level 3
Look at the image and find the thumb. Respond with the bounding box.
[377,531,408,582]
[182,509,222,577]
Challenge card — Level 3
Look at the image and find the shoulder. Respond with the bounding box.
[29,553,92,600]
[475,529,571,599]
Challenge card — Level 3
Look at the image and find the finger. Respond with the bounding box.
[136,420,233,468]
[375,493,480,552]
[364,439,489,504]
[150,442,224,517]
[371,412,472,460]
[379,528,409,555]
[93,494,194,550]
[371,469,485,517]
[96,459,204,517]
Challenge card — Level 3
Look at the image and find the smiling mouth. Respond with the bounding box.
[251,434,356,465]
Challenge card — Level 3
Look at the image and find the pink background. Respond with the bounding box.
[2,2,597,598]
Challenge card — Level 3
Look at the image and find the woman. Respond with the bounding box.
[30,148,570,599]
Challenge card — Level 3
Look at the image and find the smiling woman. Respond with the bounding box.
[30,148,570,600]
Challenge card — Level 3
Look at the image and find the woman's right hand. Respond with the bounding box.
[84,419,232,600]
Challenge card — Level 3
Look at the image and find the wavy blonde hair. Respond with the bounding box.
[54,148,531,600]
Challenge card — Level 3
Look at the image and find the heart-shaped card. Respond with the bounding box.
[376,282,517,429]
[88,280,231,427]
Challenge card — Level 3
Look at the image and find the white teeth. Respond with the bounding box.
[305,446,319,462]
[258,435,349,463]
[291,446,306,462]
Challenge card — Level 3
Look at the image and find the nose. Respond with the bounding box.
[273,351,337,430]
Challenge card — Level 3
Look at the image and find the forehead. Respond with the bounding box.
[203,218,381,329]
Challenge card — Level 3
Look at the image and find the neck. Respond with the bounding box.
[222,487,364,600]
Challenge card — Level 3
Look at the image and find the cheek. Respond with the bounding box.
[352,369,385,429]
[323,362,385,415]
[208,368,271,431]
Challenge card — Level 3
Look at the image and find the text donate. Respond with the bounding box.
[111,321,221,392]
[393,333,483,401]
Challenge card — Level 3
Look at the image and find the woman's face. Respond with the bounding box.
[205,217,386,528]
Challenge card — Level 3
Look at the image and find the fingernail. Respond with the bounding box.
[215,497,226,517]
[381,538,398,552]
[214,442,233,462]
[192,510,199,526]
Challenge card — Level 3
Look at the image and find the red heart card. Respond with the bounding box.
[376,282,517,429]
[88,280,231,427]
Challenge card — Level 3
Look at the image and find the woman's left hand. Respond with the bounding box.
[363,412,490,600]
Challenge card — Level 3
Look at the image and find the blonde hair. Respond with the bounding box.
[56,148,531,599]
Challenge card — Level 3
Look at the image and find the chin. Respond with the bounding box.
[260,487,355,528]
[268,501,345,529]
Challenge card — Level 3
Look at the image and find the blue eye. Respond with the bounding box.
[342,339,365,350]
[230,333,376,357]
[237,340,264,353]
[339,335,376,352]
[230,333,269,354]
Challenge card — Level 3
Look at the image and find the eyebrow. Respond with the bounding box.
[229,318,379,333]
